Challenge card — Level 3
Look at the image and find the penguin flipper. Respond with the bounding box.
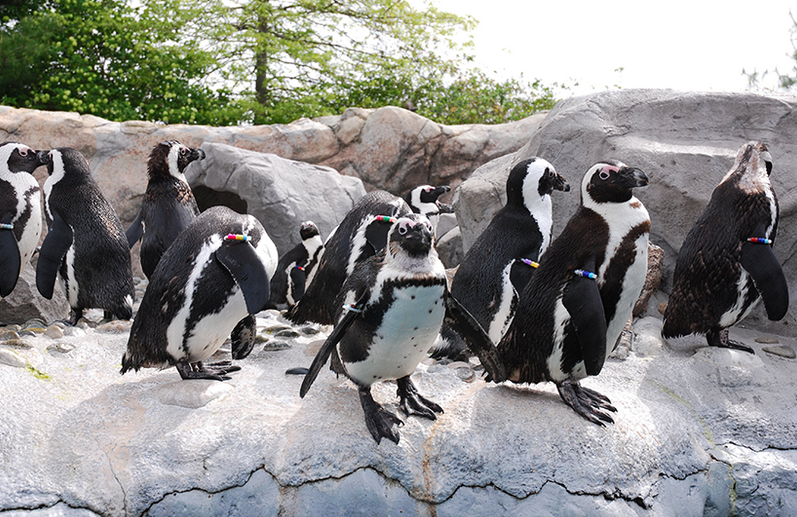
[0,214,21,297]
[231,314,257,360]
[36,212,73,300]
[741,241,789,321]
[125,209,144,247]
[215,241,271,315]
[509,258,535,295]
[289,265,307,302]
[443,291,506,383]
[300,294,367,398]
[562,274,607,376]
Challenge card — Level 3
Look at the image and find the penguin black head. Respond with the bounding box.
[147,141,205,181]
[388,214,434,259]
[723,141,773,190]
[0,142,48,175]
[507,157,569,209]
[41,148,92,182]
[299,220,320,240]
[406,185,453,216]
[582,160,648,205]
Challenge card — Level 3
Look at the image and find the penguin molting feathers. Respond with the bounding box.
[662,141,788,353]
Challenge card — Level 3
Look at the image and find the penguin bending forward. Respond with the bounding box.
[126,141,205,279]
[36,148,135,324]
[268,221,323,310]
[662,142,788,353]
[300,214,506,444]
[432,157,569,360]
[0,142,47,297]
[121,206,278,381]
[496,161,650,426]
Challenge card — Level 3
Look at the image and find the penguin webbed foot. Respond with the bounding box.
[358,387,403,444]
[396,376,443,420]
[556,380,616,427]
[707,329,755,354]
[176,360,241,381]
[68,309,83,327]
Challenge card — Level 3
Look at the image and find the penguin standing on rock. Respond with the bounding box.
[300,213,505,444]
[121,206,278,381]
[662,142,788,353]
[496,160,650,426]
[0,142,47,297]
[268,220,323,310]
[36,148,135,324]
[432,157,570,360]
[126,141,205,279]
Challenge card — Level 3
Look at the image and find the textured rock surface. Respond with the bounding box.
[0,265,69,325]
[1,308,796,516]
[455,89,797,335]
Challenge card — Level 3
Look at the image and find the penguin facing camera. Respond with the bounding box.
[299,213,506,445]
[496,160,650,426]
[121,206,278,381]
[662,142,788,353]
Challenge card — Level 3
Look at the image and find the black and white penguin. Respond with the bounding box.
[126,141,205,279]
[432,157,570,360]
[405,184,453,234]
[268,220,324,310]
[662,142,788,353]
[0,142,47,297]
[496,160,650,426]
[300,213,506,444]
[36,148,135,324]
[121,206,278,381]
[286,190,411,325]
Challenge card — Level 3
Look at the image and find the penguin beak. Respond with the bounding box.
[400,222,433,256]
[193,148,206,162]
[619,167,649,188]
[36,150,51,166]
[554,174,571,192]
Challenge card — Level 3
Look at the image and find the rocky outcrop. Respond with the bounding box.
[454,89,797,336]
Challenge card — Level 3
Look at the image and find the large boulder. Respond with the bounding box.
[454,89,797,336]
[0,265,69,325]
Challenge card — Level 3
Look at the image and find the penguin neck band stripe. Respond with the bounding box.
[375,215,397,223]
[224,234,250,242]
[343,304,362,313]
[521,258,540,268]
[574,269,598,280]
[746,237,773,245]
[0,223,12,230]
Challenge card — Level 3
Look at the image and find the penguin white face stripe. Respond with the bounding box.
[167,144,188,182]
[43,150,65,222]
[719,270,757,327]
[521,163,553,252]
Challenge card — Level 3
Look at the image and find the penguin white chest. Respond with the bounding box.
[345,284,446,385]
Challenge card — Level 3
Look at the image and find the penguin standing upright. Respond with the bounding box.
[268,220,324,310]
[497,160,650,426]
[36,148,135,324]
[662,142,788,353]
[405,184,453,235]
[121,206,278,380]
[0,142,47,297]
[126,141,205,279]
[432,158,569,360]
[300,214,505,444]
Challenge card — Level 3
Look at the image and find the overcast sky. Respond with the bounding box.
[423,0,797,96]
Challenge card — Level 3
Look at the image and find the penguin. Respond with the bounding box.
[0,142,47,297]
[121,206,278,381]
[36,148,135,324]
[300,213,506,444]
[405,184,453,235]
[662,142,788,353]
[431,158,570,361]
[286,190,411,325]
[496,160,650,426]
[268,220,323,310]
[126,141,205,279]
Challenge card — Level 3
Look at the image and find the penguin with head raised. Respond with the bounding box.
[36,148,135,324]
[662,142,788,353]
[126,140,205,279]
[268,220,323,310]
[121,206,278,381]
[431,157,570,361]
[496,160,650,426]
[405,184,453,235]
[300,213,505,444]
[0,142,47,297]
[286,190,411,325]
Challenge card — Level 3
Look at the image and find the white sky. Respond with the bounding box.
[423,0,797,96]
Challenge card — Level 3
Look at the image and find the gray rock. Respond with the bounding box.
[0,265,69,326]
[185,143,366,254]
[436,226,463,269]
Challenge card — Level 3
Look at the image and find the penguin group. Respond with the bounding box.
[0,137,789,444]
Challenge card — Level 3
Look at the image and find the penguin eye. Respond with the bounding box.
[599,168,611,180]
[179,147,188,156]
[398,224,408,235]
[18,147,29,157]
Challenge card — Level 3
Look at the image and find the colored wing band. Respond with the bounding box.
[521,258,540,268]
[294,265,305,271]
[375,215,397,223]
[574,269,598,280]
[746,237,773,245]
[0,223,13,230]
[225,234,250,242]
[342,304,362,313]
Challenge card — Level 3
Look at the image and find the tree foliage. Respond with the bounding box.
[1,0,558,126]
